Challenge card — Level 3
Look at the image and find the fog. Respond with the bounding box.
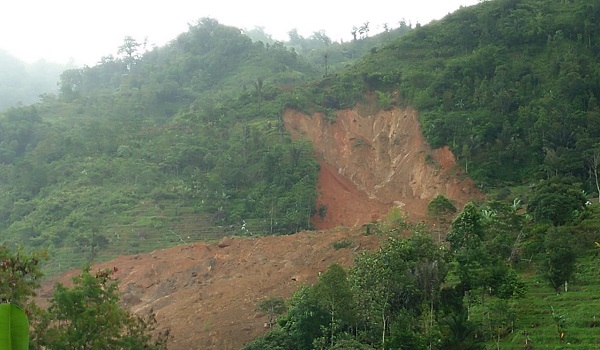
[1,0,479,66]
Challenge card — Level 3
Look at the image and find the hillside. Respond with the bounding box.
[39,102,483,349]
[5,0,600,349]
[41,228,384,350]
[0,18,415,275]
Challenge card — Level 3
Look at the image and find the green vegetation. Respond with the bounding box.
[1,0,600,348]
[36,267,168,349]
[0,303,29,350]
[0,245,166,349]
[243,200,600,350]
[428,194,458,217]
[314,0,600,191]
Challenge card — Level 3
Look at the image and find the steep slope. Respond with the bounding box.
[284,105,483,229]
[40,228,381,350]
[39,105,484,350]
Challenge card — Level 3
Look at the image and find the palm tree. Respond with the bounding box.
[253,78,264,112]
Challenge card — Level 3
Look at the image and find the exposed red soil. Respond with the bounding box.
[40,229,381,350]
[283,106,483,229]
[41,105,483,350]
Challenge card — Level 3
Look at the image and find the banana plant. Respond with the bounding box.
[0,303,29,350]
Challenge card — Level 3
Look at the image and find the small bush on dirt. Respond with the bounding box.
[332,239,354,250]
[427,195,457,217]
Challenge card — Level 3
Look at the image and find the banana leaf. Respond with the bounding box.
[0,303,29,350]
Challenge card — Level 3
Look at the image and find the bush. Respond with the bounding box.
[428,195,457,217]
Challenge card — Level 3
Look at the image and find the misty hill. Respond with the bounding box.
[0,50,73,111]
[0,18,410,274]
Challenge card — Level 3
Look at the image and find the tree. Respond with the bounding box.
[253,78,264,111]
[0,245,45,305]
[118,36,142,70]
[75,229,109,263]
[258,296,287,328]
[280,286,328,350]
[351,27,358,41]
[527,176,587,226]
[37,267,168,349]
[351,234,446,348]
[427,194,457,217]
[541,227,577,293]
[441,309,484,350]
[586,146,600,203]
[313,264,355,347]
[446,203,487,294]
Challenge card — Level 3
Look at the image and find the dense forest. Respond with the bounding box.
[1,0,600,348]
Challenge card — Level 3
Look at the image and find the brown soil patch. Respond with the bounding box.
[283,106,483,228]
[40,229,381,350]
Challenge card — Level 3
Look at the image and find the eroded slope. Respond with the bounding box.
[283,106,482,229]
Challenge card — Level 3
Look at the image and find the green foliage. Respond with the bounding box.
[527,176,587,226]
[279,286,328,350]
[0,303,29,350]
[332,239,353,250]
[382,207,409,233]
[244,201,600,349]
[0,18,327,273]
[0,245,45,305]
[36,267,167,349]
[313,264,356,347]
[541,227,578,292]
[427,194,457,217]
[314,0,600,190]
[257,297,287,328]
[441,309,484,350]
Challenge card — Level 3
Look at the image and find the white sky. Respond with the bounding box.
[1,0,480,67]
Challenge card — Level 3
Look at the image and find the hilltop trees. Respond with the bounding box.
[324,0,600,191]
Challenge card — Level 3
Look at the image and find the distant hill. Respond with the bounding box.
[0,50,72,110]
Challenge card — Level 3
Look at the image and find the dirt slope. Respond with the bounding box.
[283,106,483,229]
[40,229,381,350]
[41,105,483,349]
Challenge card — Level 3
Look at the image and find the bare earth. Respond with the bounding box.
[41,106,483,350]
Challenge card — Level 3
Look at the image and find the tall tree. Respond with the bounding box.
[118,36,142,70]
[313,264,355,347]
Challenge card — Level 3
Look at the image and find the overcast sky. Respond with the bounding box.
[1,0,480,66]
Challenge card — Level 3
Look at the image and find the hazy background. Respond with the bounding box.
[1,0,479,66]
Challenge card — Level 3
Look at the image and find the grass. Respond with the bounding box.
[41,200,230,276]
[489,256,600,349]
